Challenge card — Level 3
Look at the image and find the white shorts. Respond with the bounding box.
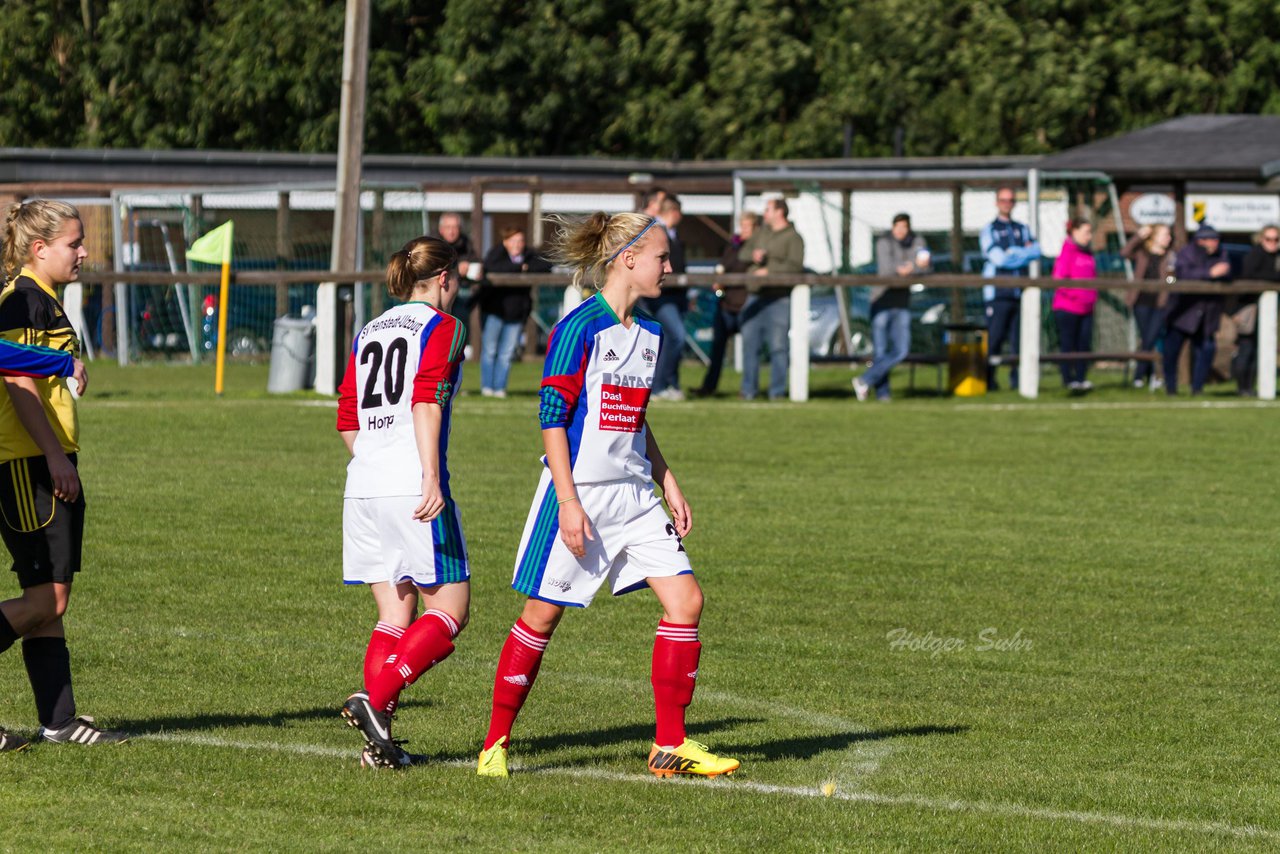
[511,469,693,607]
[343,495,469,588]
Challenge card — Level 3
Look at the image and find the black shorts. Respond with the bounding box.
[0,454,85,588]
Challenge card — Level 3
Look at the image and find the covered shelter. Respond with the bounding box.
[1024,115,1280,400]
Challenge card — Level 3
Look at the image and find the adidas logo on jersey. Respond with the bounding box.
[602,349,620,362]
[504,674,530,687]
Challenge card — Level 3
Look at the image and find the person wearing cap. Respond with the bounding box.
[1165,224,1231,395]
[853,213,930,402]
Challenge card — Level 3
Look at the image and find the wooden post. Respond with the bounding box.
[950,184,965,322]
[318,0,370,395]
[529,180,543,247]
[370,190,385,316]
[469,178,485,363]
[275,191,291,319]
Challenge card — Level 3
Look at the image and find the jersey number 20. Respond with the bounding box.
[360,339,408,408]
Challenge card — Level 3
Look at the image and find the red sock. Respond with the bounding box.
[652,620,701,747]
[363,622,404,690]
[367,610,460,713]
[483,619,550,750]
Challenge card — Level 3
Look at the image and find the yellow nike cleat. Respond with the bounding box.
[476,736,509,778]
[647,738,740,778]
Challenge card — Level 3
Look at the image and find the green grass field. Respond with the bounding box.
[1,360,1277,851]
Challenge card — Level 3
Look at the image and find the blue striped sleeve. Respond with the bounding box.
[0,338,74,378]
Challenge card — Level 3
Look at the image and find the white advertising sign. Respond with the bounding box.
[1129,193,1175,225]
[1187,195,1280,232]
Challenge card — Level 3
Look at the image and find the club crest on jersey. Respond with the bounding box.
[642,348,656,363]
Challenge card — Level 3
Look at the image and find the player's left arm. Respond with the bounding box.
[645,426,691,537]
[411,401,444,522]
[409,315,465,522]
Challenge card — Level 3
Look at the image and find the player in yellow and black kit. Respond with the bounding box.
[0,200,126,751]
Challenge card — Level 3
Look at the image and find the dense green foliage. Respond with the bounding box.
[0,360,1276,850]
[3,1,1280,157]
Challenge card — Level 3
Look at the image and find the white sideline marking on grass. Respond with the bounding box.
[955,399,1274,413]
[544,766,1280,842]
[101,730,1280,842]
[555,671,893,779]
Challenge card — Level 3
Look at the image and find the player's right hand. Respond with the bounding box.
[48,453,80,503]
[558,501,594,558]
[71,359,88,395]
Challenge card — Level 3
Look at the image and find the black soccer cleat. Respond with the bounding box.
[341,691,401,769]
[0,727,30,752]
[37,716,129,745]
[360,742,428,769]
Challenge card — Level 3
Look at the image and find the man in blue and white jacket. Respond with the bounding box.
[980,187,1041,390]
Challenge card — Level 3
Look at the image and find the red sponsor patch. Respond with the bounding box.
[598,383,650,432]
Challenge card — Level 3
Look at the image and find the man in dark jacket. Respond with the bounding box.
[1165,224,1231,395]
[478,227,552,397]
[695,212,757,396]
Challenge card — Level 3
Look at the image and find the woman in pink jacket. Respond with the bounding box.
[1051,218,1098,391]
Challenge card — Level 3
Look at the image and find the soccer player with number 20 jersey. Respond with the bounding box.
[337,236,470,769]
[476,212,739,779]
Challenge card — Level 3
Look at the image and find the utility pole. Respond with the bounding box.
[316,0,370,395]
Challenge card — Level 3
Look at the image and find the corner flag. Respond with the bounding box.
[188,221,235,395]
[187,220,234,265]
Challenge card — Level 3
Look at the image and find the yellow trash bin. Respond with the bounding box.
[946,324,988,397]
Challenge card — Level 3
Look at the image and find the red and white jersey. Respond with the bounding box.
[539,294,662,484]
[337,301,466,498]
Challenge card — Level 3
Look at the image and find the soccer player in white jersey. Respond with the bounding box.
[337,236,469,769]
[476,212,739,779]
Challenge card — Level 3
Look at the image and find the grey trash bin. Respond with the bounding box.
[267,315,315,393]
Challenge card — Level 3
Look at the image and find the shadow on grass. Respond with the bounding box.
[509,720,968,769]
[112,698,435,734]
[718,722,968,762]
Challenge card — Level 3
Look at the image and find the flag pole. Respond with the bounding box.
[214,258,231,396]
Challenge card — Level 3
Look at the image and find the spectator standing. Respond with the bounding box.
[479,227,552,398]
[1050,218,1098,392]
[1234,224,1280,396]
[1165,224,1231,396]
[1119,224,1174,389]
[739,198,804,400]
[640,187,668,219]
[695,211,757,397]
[643,197,688,400]
[980,188,1041,390]
[435,212,477,281]
[853,213,930,402]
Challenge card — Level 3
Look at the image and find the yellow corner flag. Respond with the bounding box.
[188,221,235,395]
[187,220,234,265]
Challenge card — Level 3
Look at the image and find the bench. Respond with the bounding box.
[989,352,1160,386]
